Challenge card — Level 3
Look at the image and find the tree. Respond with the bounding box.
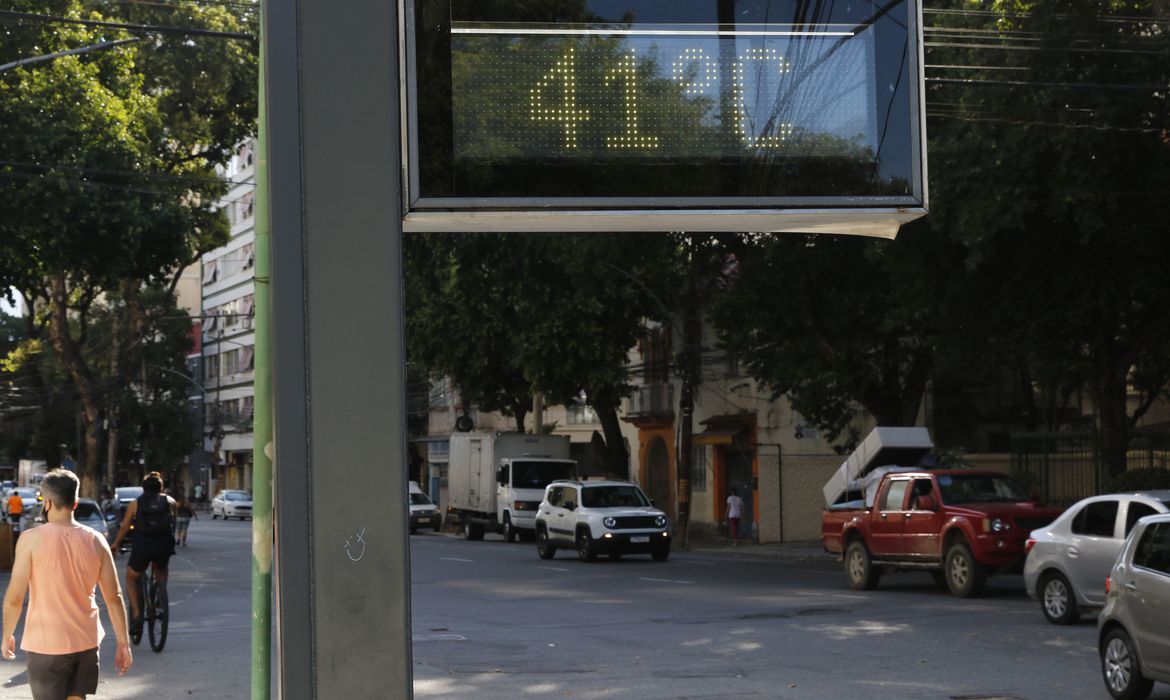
[711,223,956,447]
[404,232,677,476]
[0,0,257,494]
[925,0,1170,475]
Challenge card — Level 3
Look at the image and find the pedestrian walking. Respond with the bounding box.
[175,497,197,547]
[726,488,744,545]
[2,469,133,699]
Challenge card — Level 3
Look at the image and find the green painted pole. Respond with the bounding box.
[250,10,274,698]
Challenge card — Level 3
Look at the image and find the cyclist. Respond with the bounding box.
[110,472,177,635]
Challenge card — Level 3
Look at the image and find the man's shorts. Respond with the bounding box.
[27,647,99,700]
[127,536,174,573]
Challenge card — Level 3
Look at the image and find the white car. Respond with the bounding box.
[1024,491,1170,624]
[408,482,441,534]
[212,490,253,520]
[534,479,671,562]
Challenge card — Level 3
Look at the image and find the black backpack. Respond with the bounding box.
[136,493,172,535]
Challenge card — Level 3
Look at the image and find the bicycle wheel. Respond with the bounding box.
[148,576,168,652]
[130,575,145,646]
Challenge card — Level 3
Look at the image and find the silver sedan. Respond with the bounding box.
[1024,491,1170,624]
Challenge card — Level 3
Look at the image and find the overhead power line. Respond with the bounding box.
[0,9,255,40]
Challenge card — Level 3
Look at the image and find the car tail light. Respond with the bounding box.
[1105,576,1111,595]
[1024,538,1036,553]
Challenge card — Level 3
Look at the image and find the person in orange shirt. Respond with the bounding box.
[2,470,132,699]
[5,490,20,524]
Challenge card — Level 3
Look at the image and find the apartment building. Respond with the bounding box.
[200,139,259,495]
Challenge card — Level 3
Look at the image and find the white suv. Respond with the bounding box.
[535,480,672,562]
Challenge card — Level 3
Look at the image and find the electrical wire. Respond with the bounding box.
[0,9,255,39]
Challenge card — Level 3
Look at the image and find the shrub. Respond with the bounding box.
[1103,467,1170,493]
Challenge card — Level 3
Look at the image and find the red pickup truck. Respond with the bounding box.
[822,469,1062,597]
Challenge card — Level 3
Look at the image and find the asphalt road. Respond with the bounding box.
[4,522,1168,699]
[410,531,1170,700]
[1,517,257,699]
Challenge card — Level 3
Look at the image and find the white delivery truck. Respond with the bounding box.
[448,431,576,542]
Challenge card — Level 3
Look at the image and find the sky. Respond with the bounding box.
[1,288,21,317]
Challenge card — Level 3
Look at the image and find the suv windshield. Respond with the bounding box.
[581,485,650,509]
[937,474,1028,505]
[512,461,575,489]
[410,493,432,506]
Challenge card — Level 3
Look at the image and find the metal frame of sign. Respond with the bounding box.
[399,0,928,238]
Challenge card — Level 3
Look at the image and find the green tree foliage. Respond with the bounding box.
[711,224,956,447]
[0,0,257,494]
[926,0,1170,475]
[404,232,676,475]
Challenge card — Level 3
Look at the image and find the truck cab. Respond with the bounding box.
[495,457,576,540]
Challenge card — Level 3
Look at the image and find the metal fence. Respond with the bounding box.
[1011,426,1170,507]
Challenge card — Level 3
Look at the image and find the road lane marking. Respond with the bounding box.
[638,577,692,585]
[440,557,474,563]
[539,566,571,572]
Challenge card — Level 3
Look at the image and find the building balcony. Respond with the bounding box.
[626,382,675,420]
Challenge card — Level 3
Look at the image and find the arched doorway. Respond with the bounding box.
[646,437,673,519]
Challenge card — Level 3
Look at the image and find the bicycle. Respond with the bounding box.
[131,562,169,652]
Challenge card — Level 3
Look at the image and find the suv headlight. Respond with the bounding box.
[655,515,667,528]
[984,518,1010,533]
[603,516,617,529]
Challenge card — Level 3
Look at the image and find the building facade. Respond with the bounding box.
[200,139,259,496]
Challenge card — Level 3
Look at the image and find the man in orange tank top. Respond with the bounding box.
[2,469,132,699]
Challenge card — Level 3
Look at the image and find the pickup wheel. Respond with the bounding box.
[944,542,986,597]
[844,541,882,590]
[463,519,484,541]
[502,513,518,543]
[1040,571,1080,625]
[536,527,556,560]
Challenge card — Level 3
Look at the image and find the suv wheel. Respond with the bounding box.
[502,513,517,543]
[845,541,881,590]
[944,542,986,597]
[1102,627,1154,700]
[536,527,556,560]
[1040,571,1080,625]
[576,529,597,562]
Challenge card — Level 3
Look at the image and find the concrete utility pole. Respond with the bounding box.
[266,0,411,697]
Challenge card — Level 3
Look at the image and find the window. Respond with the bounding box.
[222,349,240,376]
[205,354,221,381]
[1133,522,1170,575]
[546,487,564,507]
[882,480,910,511]
[690,445,707,491]
[1071,500,1119,538]
[566,403,596,425]
[242,396,254,420]
[1126,501,1162,536]
[910,478,934,509]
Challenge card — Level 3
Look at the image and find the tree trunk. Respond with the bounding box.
[1094,365,1131,480]
[46,274,102,497]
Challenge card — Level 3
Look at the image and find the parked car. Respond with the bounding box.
[1098,512,1170,700]
[1024,491,1170,624]
[212,489,253,520]
[113,486,144,526]
[408,482,441,534]
[25,498,110,540]
[534,479,671,562]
